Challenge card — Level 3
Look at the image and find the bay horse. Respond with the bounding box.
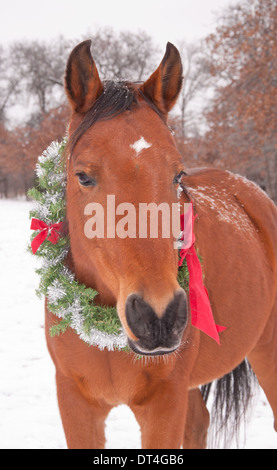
[45,40,277,448]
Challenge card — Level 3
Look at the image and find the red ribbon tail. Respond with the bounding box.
[31,229,48,254]
[178,248,189,267]
[186,245,224,345]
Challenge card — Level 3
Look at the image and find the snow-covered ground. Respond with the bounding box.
[0,199,276,449]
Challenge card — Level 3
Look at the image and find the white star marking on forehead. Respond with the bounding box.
[130,136,152,156]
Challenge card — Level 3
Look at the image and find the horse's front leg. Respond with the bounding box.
[56,371,112,449]
[183,388,210,449]
[131,380,189,449]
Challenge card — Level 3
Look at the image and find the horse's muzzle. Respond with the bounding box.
[125,290,188,356]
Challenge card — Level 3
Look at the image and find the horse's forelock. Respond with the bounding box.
[68,81,136,153]
[68,80,166,155]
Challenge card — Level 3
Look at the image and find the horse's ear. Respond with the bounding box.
[65,40,103,113]
[140,42,183,115]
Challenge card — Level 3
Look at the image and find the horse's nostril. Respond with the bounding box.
[125,291,188,354]
[163,290,188,334]
[125,294,158,340]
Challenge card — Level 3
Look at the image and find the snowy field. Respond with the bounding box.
[0,199,276,449]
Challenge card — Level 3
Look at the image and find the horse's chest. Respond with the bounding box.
[74,353,149,406]
[79,354,163,407]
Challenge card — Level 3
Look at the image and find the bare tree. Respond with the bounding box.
[9,36,72,121]
[82,28,161,81]
[175,40,212,139]
[0,46,21,124]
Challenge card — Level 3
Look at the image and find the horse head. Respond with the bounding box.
[65,40,189,356]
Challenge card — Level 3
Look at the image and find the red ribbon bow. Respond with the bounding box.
[30,218,62,254]
[179,202,226,344]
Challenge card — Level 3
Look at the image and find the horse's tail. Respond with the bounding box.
[200,359,258,448]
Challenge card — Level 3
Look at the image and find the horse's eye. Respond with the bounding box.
[76,172,97,187]
[173,171,186,185]
[173,175,180,185]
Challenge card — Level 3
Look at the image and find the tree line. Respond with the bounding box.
[0,0,276,202]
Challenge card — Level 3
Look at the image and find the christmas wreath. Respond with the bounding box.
[29,139,224,351]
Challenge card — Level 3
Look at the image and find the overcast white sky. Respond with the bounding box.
[1,0,238,48]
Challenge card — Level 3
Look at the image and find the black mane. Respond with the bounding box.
[69,80,137,153]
